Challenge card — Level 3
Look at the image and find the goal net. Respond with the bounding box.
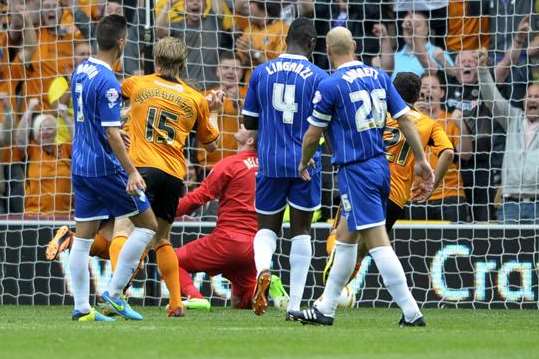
[1,1,539,309]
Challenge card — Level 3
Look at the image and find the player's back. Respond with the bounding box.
[243,54,327,177]
[122,74,219,180]
[71,57,124,177]
[311,61,408,166]
[384,109,452,207]
[214,150,258,236]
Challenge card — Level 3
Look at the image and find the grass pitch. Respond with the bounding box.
[1,306,537,359]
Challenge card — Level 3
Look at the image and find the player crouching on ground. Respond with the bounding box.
[175,125,289,310]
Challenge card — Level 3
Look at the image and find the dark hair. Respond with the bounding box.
[420,70,446,88]
[96,14,127,51]
[286,17,316,50]
[393,72,421,104]
[219,50,237,63]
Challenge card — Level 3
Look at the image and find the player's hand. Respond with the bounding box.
[411,179,432,203]
[413,160,434,199]
[119,129,131,150]
[126,170,146,196]
[298,159,315,181]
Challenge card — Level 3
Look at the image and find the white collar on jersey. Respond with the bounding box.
[88,57,112,71]
[278,53,309,61]
[337,60,364,70]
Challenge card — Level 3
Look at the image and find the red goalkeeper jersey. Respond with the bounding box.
[177,150,258,236]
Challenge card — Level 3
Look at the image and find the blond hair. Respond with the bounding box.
[326,27,355,56]
[154,37,187,79]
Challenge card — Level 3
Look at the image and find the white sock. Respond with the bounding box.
[315,241,357,317]
[108,227,155,297]
[287,234,312,311]
[253,229,277,275]
[69,237,93,313]
[369,246,422,322]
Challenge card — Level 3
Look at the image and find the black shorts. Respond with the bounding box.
[138,167,185,223]
[385,199,404,234]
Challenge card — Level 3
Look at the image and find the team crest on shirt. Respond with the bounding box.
[341,194,352,212]
[106,88,120,108]
[312,90,322,104]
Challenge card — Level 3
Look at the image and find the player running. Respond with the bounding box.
[324,71,454,287]
[175,125,288,310]
[242,17,328,317]
[69,15,158,322]
[291,27,434,326]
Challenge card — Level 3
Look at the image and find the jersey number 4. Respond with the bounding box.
[272,83,297,124]
[145,107,178,144]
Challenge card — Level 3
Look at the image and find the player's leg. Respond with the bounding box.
[252,175,288,315]
[286,173,321,312]
[109,218,133,271]
[101,172,157,320]
[175,233,228,310]
[70,175,114,322]
[153,220,184,317]
[142,167,186,317]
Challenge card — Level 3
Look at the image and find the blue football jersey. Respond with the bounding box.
[71,57,124,177]
[242,54,328,177]
[309,61,409,166]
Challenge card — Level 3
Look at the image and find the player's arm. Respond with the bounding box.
[386,74,434,193]
[176,163,230,216]
[299,125,324,181]
[241,67,260,131]
[106,127,145,194]
[101,80,145,195]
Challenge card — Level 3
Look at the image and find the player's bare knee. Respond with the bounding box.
[131,209,158,232]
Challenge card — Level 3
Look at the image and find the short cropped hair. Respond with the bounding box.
[154,37,188,79]
[96,14,127,51]
[286,17,316,50]
[393,72,422,105]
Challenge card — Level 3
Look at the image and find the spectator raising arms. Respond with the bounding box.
[478,49,539,224]
[375,13,453,80]
[14,99,72,217]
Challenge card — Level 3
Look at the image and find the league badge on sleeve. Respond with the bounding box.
[106,88,120,109]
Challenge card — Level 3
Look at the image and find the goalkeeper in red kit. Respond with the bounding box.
[176,125,289,310]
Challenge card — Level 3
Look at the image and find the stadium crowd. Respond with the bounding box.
[0,0,538,224]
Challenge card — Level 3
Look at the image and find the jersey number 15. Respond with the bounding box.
[145,107,178,144]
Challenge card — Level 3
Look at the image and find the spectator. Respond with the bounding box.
[493,16,539,107]
[11,0,82,111]
[311,1,393,69]
[393,0,448,49]
[446,0,489,52]
[235,0,288,80]
[375,13,453,80]
[157,0,226,90]
[478,49,539,224]
[14,100,72,217]
[73,0,145,75]
[197,51,245,170]
[446,50,505,221]
[0,92,15,213]
[410,73,469,222]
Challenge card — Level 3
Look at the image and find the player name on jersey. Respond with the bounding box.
[264,61,314,79]
[75,63,99,79]
[342,67,379,83]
